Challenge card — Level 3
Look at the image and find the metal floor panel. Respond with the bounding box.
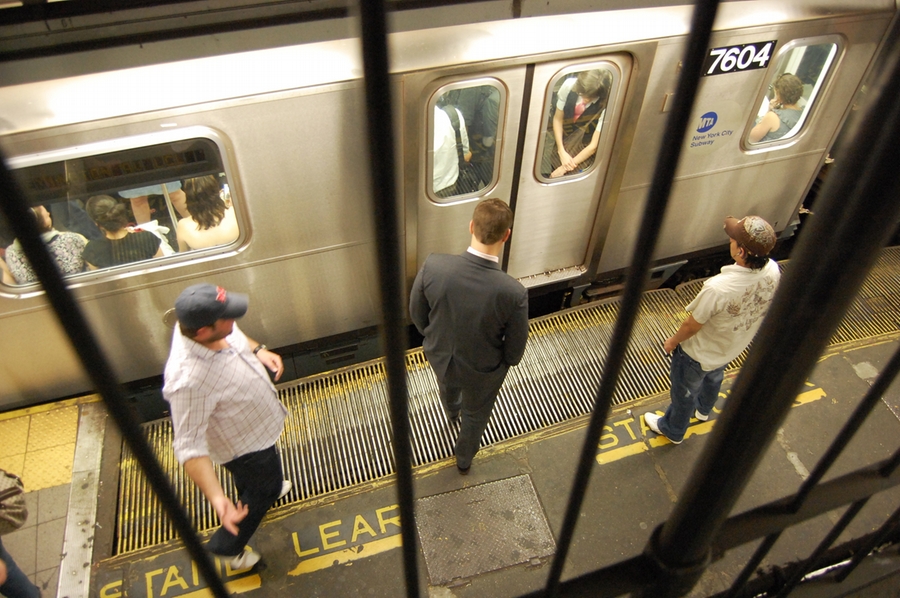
[115,247,900,555]
[415,474,555,585]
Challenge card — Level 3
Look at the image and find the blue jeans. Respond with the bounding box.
[0,537,41,598]
[657,346,724,442]
[206,445,283,557]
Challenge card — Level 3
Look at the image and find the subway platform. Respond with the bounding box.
[2,249,900,597]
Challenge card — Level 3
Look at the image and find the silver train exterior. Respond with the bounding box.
[0,0,894,410]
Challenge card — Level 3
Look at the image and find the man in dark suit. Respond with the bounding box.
[410,198,529,474]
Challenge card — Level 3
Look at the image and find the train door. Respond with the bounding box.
[507,57,630,284]
[407,55,631,288]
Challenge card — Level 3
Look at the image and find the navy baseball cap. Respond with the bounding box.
[175,284,248,329]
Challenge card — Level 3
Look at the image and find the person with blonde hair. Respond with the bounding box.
[542,69,613,178]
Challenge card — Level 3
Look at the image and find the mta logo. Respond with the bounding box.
[697,112,718,133]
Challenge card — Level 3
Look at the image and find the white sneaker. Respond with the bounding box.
[694,409,709,421]
[225,546,261,570]
[643,412,683,445]
[278,480,292,500]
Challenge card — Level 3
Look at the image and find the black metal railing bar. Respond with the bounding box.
[725,343,900,596]
[540,0,721,596]
[357,0,421,595]
[835,502,900,583]
[644,7,900,596]
[545,454,900,597]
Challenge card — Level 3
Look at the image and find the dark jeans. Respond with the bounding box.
[206,445,283,557]
[658,346,724,442]
[438,377,504,470]
[0,537,41,598]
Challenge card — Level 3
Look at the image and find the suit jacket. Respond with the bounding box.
[409,251,529,389]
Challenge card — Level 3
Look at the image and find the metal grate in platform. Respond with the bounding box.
[115,247,900,554]
[415,474,555,585]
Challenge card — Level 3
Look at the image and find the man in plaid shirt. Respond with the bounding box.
[164,283,291,570]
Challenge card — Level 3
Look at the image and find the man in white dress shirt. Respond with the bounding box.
[433,104,471,197]
[164,283,290,570]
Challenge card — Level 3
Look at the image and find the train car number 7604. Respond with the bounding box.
[703,41,776,76]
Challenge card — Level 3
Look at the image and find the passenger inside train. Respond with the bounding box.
[83,195,166,269]
[119,181,188,225]
[176,175,239,251]
[747,41,838,146]
[541,68,613,179]
[749,73,805,143]
[1,206,88,285]
[433,96,472,198]
[433,84,501,197]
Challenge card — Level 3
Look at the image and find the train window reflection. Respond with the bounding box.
[0,138,239,287]
[431,83,502,201]
[539,66,614,180]
[748,41,838,145]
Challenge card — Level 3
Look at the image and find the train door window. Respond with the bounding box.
[1,135,240,289]
[536,63,618,181]
[428,80,505,202]
[747,39,839,145]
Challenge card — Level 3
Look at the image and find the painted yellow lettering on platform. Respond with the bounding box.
[597,442,647,464]
[320,520,348,550]
[794,387,826,406]
[598,425,618,449]
[594,385,828,464]
[293,532,321,557]
[289,504,403,577]
[146,569,164,598]
[613,418,638,440]
[376,504,400,533]
[289,535,403,576]
[138,557,261,598]
[161,566,189,594]
[351,514,378,542]
[99,580,123,598]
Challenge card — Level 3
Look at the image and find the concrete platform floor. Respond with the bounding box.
[93,332,900,597]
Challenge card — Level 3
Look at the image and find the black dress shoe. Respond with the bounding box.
[457,464,470,475]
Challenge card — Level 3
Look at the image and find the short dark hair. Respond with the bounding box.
[742,249,770,270]
[472,198,512,245]
[178,322,201,338]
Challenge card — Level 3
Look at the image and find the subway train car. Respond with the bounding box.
[0,0,895,411]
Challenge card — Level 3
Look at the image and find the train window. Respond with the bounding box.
[747,40,838,145]
[429,81,504,202]
[537,64,616,181]
[0,137,240,288]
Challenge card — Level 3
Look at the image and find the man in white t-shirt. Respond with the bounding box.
[433,104,470,197]
[644,216,781,444]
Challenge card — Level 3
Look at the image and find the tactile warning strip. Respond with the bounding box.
[415,474,555,585]
[115,247,900,554]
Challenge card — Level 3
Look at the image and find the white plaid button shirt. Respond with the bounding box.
[163,322,287,464]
